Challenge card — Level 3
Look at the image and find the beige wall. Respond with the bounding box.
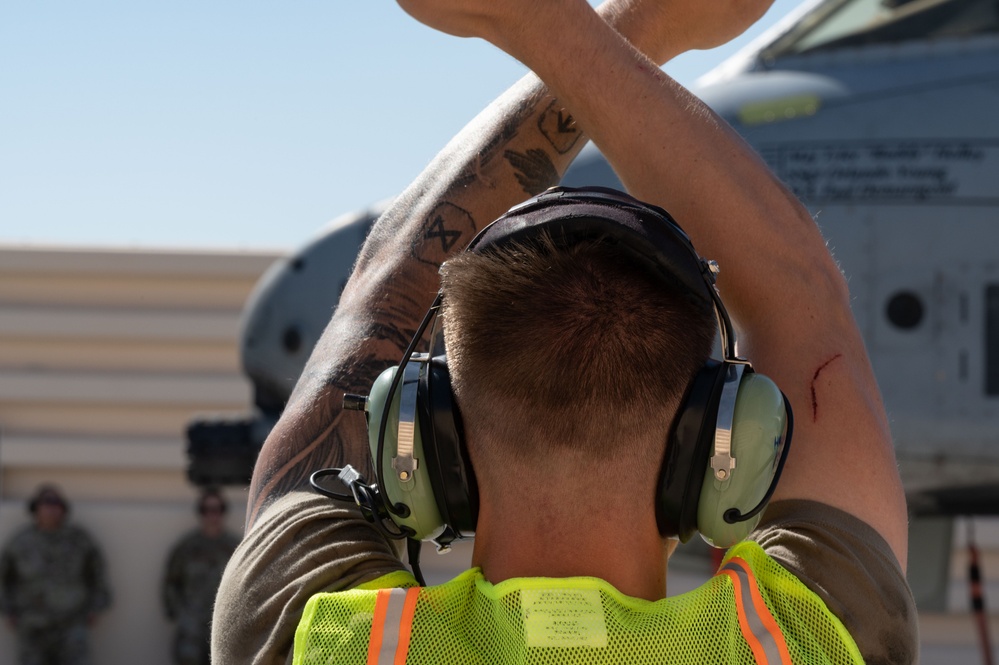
[0,244,281,664]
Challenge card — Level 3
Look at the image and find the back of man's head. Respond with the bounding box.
[440,231,716,499]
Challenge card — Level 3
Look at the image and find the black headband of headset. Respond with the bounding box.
[466,187,714,308]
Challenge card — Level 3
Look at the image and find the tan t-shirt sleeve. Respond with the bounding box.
[750,499,919,664]
[212,491,407,665]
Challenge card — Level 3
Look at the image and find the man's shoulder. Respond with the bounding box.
[749,499,918,665]
[212,490,407,665]
[750,499,905,580]
[1,525,38,553]
[60,523,100,546]
[172,529,240,556]
[221,529,241,548]
[168,529,203,553]
[5,524,36,541]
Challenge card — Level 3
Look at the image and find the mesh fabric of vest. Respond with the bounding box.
[293,541,863,664]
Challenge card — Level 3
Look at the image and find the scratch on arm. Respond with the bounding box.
[811,353,843,422]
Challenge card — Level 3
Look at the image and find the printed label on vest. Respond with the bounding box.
[521,588,608,649]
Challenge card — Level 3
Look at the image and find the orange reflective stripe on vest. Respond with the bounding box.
[367,587,420,665]
[720,557,792,665]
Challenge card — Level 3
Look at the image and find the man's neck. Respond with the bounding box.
[470,499,672,601]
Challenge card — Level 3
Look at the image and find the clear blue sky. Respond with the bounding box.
[1,1,802,250]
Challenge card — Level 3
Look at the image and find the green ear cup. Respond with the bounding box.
[367,365,446,541]
[697,372,788,548]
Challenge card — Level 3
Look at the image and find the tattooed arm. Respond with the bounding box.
[243,0,712,529]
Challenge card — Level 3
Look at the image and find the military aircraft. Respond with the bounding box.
[187,0,999,609]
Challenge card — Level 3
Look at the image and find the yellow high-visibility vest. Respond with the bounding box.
[293,541,863,665]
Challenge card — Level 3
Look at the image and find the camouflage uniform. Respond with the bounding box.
[0,524,111,665]
[162,530,238,665]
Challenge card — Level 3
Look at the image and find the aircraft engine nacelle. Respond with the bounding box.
[185,205,383,486]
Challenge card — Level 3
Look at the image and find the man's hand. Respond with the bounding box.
[396,0,777,65]
[599,0,776,59]
[394,0,576,50]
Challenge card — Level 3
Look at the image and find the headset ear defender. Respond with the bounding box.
[359,350,478,549]
[695,370,791,547]
[365,362,447,542]
[656,362,792,548]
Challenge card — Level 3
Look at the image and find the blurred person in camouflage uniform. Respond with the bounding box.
[0,484,111,665]
[161,488,238,665]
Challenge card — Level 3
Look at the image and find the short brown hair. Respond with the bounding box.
[440,232,716,483]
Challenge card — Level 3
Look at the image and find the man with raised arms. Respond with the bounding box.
[213,0,917,663]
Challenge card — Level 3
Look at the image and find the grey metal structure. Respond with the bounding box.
[240,204,387,415]
[184,205,383,486]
